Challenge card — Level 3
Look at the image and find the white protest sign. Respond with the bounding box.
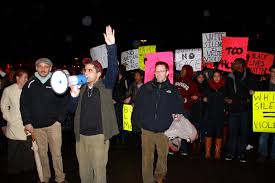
[175,49,202,71]
[121,49,139,71]
[202,32,226,62]
[90,44,108,68]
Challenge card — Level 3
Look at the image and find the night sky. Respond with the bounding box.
[2,1,275,66]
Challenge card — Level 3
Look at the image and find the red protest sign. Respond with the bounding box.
[247,51,274,75]
[218,37,248,72]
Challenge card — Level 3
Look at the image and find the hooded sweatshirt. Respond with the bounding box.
[175,65,198,110]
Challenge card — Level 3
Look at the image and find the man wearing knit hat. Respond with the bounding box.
[69,25,119,183]
[20,57,68,183]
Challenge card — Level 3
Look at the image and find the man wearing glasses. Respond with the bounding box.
[132,61,183,183]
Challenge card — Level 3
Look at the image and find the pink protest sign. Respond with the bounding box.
[218,37,248,72]
[247,51,274,75]
[144,52,174,84]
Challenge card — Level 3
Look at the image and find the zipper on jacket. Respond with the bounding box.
[154,87,161,120]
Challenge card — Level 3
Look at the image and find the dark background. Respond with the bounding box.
[2,1,275,67]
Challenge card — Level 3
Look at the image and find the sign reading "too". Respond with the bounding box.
[218,37,248,72]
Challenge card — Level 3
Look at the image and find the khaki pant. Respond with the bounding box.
[34,122,65,183]
[76,134,109,183]
[141,129,169,183]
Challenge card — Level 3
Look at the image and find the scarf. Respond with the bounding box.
[208,78,225,91]
[34,72,52,84]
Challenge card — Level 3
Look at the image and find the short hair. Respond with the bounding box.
[82,58,103,73]
[232,58,246,66]
[155,61,169,70]
[135,69,144,78]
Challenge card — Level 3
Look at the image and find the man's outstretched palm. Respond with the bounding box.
[104,25,115,45]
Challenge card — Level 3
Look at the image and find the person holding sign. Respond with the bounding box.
[256,65,275,164]
[68,25,119,183]
[132,61,183,183]
[224,58,258,163]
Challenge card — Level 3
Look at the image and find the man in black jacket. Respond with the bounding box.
[132,61,183,183]
[224,58,258,163]
[20,58,68,183]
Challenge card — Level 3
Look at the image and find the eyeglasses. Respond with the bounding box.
[155,70,167,73]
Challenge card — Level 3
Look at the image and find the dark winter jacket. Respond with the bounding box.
[225,69,258,113]
[132,79,183,133]
[191,80,208,125]
[204,78,226,128]
[20,76,68,128]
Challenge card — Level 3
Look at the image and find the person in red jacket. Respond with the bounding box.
[174,65,199,156]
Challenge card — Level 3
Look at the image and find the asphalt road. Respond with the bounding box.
[1,131,274,183]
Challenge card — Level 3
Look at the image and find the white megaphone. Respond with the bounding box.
[50,70,88,94]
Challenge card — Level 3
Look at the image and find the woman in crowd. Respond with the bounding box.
[0,69,34,175]
[203,70,226,160]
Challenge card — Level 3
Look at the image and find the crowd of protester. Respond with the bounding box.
[0,26,275,183]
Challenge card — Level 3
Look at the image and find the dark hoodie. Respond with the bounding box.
[174,65,198,110]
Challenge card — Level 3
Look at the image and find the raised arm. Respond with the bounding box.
[103,25,118,89]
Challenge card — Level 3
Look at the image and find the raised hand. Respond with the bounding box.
[103,25,115,45]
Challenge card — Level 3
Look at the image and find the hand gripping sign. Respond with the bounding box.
[50,70,88,94]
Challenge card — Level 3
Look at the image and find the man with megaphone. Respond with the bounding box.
[69,25,119,183]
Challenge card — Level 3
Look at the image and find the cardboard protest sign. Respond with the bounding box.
[218,37,248,72]
[144,52,174,84]
[123,104,133,131]
[175,49,202,72]
[253,92,275,133]
[202,32,226,63]
[121,49,139,71]
[90,44,108,68]
[138,45,156,70]
[247,51,274,75]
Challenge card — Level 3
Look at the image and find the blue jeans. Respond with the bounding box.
[258,133,275,159]
[227,111,248,156]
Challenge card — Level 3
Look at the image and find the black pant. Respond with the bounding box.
[227,112,249,156]
[8,136,34,174]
